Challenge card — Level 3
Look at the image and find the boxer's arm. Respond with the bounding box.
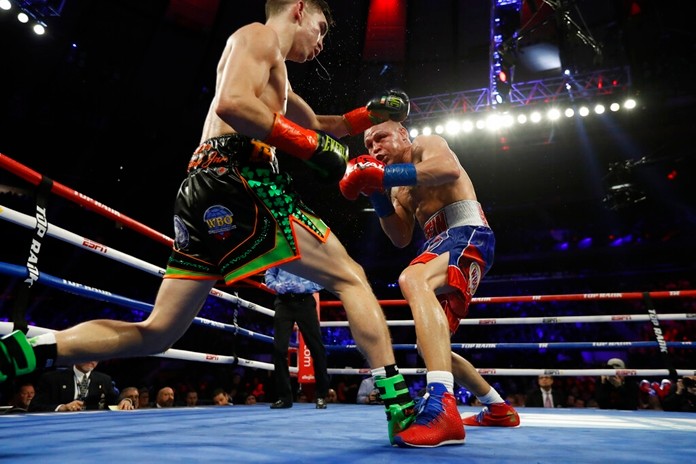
[286,91,350,137]
[375,193,415,249]
[213,24,281,139]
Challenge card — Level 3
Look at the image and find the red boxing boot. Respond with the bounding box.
[461,402,520,427]
[393,383,465,448]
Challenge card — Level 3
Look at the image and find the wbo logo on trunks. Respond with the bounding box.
[204,205,237,240]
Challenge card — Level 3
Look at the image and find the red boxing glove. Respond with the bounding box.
[339,155,386,200]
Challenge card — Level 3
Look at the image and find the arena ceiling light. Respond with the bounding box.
[1,0,53,36]
[406,99,640,139]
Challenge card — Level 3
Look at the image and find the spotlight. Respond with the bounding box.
[594,104,605,114]
[409,128,419,138]
[445,120,460,135]
[624,99,637,109]
[486,114,501,131]
[578,106,590,117]
[547,108,561,121]
[0,0,11,11]
[462,120,474,132]
[517,114,527,124]
[422,126,432,136]
[530,112,542,123]
[33,23,45,35]
[17,11,29,23]
[435,124,444,134]
[475,119,486,130]
[610,103,620,112]
[564,108,574,118]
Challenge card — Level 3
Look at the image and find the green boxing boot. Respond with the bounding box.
[0,330,37,383]
[375,374,416,445]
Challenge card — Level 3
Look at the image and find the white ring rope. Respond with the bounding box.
[320,313,696,327]
[4,322,693,378]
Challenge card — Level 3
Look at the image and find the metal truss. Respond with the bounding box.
[408,66,632,124]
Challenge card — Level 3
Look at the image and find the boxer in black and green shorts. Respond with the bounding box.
[167,133,330,284]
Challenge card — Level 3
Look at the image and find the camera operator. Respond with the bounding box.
[662,376,696,412]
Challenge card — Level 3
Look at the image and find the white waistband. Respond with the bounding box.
[423,200,489,239]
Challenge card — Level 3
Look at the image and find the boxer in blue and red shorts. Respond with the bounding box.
[340,120,521,448]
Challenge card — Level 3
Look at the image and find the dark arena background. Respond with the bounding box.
[1,1,695,462]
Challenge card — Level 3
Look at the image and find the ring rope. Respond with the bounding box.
[326,366,696,377]
[320,313,695,327]
[0,203,275,317]
[0,262,274,344]
[0,153,269,292]
[0,322,274,370]
[3,323,693,378]
[319,290,696,307]
[323,341,695,351]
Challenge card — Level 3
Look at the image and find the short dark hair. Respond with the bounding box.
[265,0,334,29]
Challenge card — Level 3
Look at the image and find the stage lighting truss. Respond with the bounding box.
[406,67,635,138]
[0,0,64,36]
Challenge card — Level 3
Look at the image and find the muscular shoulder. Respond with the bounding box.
[411,134,450,161]
[230,23,280,55]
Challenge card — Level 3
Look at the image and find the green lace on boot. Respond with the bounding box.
[0,331,37,383]
[375,374,416,444]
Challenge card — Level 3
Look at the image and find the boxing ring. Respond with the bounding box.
[1,153,696,462]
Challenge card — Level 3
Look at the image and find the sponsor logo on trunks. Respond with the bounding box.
[173,215,189,249]
[187,144,229,171]
[468,262,481,295]
[424,212,447,239]
[204,205,237,240]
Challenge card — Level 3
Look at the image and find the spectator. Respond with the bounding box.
[115,387,139,410]
[356,376,382,405]
[155,386,175,408]
[596,358,638,410]
[296,389,309,403]
[662,376,696,412]
[7,382,35,411]
[526,375,568,408]
[186,390,199,407]
[212,388,232,406]
[245,394,257,405]
[138,387,152,408]
[326,388,338,404]
[29,361,124,412]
